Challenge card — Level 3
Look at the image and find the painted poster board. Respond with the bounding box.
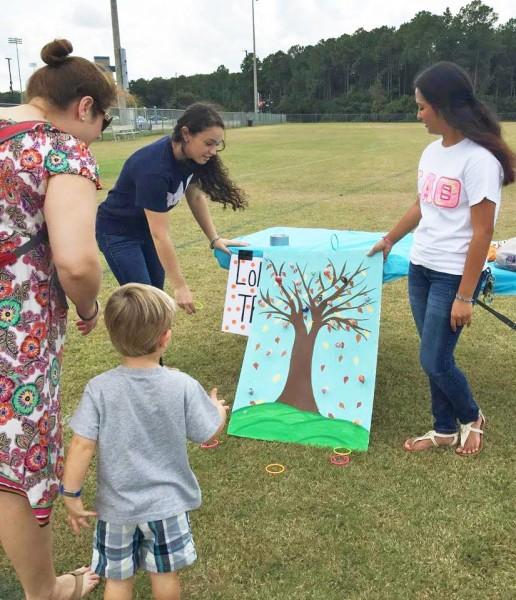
[227,248,383,451]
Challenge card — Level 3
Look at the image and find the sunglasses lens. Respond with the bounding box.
[102,114,113,132]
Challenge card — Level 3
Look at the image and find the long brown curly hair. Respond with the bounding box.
[172,103,248,210]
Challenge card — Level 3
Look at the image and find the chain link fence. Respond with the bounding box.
[2,103,514,140]
[104,107,286,139]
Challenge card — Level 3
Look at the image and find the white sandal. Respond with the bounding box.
[404,430,458,452]
[456,411,485,456]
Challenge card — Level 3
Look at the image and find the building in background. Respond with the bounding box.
[94,56,116,83]
[94,52,128,91]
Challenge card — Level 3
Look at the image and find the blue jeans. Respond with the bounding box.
[96,230,165,289]
[408,262,485,434]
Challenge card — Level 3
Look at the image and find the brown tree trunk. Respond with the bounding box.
[277,326,319,413]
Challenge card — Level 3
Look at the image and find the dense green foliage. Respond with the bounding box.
[127,1,516,115]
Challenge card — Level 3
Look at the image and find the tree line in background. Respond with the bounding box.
[1,1,515,116]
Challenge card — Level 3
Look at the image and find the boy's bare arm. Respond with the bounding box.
[62,434,98,534]
[204,387,229,443]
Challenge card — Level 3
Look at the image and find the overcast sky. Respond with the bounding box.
[1,1,514,93]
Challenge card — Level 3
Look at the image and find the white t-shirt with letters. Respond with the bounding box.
[410,137,503,275]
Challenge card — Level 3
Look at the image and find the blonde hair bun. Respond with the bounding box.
[41,39,73,67]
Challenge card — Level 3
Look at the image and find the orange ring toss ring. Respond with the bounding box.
[265,463,285,475]
[333,447,352,456]
[330,454,351,467]
[200,439,220,450]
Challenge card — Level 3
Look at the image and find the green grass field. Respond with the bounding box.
[1,123,515,599]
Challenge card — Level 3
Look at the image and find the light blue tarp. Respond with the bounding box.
[214,227,516,296]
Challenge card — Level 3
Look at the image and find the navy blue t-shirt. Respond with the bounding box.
[97,136,196,236]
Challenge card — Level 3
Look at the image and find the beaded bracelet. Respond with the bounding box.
[455,293,474,304]
[77,299,100,322]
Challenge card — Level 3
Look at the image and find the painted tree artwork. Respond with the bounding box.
[227,249,383,450]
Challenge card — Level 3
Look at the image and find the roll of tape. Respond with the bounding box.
[270,234,289,246]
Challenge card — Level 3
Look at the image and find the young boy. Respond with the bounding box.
[61,283,228,600]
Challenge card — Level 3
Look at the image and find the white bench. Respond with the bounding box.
[111,124,144,141]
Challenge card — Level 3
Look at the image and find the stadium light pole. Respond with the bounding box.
[110,0,127,110]
[5,58,13,94]
[8,37,23,102]
[251,0,258,115]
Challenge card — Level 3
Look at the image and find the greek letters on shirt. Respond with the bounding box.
[418,169,462,209]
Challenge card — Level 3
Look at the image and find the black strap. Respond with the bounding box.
[476,299,516,330]
[11,228,48,258]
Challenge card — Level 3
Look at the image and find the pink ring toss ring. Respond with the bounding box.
[200,439,220,450]
[330,454,351,467]
[265,463,285,475]
[332,447,352,456]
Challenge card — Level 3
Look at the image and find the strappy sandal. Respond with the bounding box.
[456,411,485,457]
[67,568,97,600]
[403,430,458,452]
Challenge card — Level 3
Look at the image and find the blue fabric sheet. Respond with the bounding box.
[214,227,516,296]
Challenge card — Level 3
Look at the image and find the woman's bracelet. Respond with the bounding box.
[77,299,100,321]
[455,293,474,304]
[382,236,394,248]
[209,235,221,250]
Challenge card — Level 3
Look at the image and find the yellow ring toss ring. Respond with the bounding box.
[333,447,352,456]
[265,463,285,475]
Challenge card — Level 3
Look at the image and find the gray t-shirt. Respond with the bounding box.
[69,366,221,524]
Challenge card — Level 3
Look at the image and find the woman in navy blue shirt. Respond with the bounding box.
[96,103,247,313]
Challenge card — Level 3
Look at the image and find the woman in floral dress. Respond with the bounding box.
[0,39,115,599]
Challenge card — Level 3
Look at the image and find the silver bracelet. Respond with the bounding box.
[209,235,221,250]
[455,293,474,304]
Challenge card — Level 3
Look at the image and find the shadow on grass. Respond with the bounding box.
[228,402,370,450]
[0,573,23,600]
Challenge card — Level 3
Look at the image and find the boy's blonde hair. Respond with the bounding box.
[104,284,177,357]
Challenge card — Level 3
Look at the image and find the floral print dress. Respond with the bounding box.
[0,120,99,525]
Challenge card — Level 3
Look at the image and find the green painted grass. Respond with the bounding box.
[228,402,370,450]
[1,122,515,599]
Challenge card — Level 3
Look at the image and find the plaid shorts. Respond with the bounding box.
[91,512,197,580]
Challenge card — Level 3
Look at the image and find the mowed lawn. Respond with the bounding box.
[1,123,515,599]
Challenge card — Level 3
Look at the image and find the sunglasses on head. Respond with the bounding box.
[101,111,113,132]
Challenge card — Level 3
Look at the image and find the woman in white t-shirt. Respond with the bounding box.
[369,61,515,456]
